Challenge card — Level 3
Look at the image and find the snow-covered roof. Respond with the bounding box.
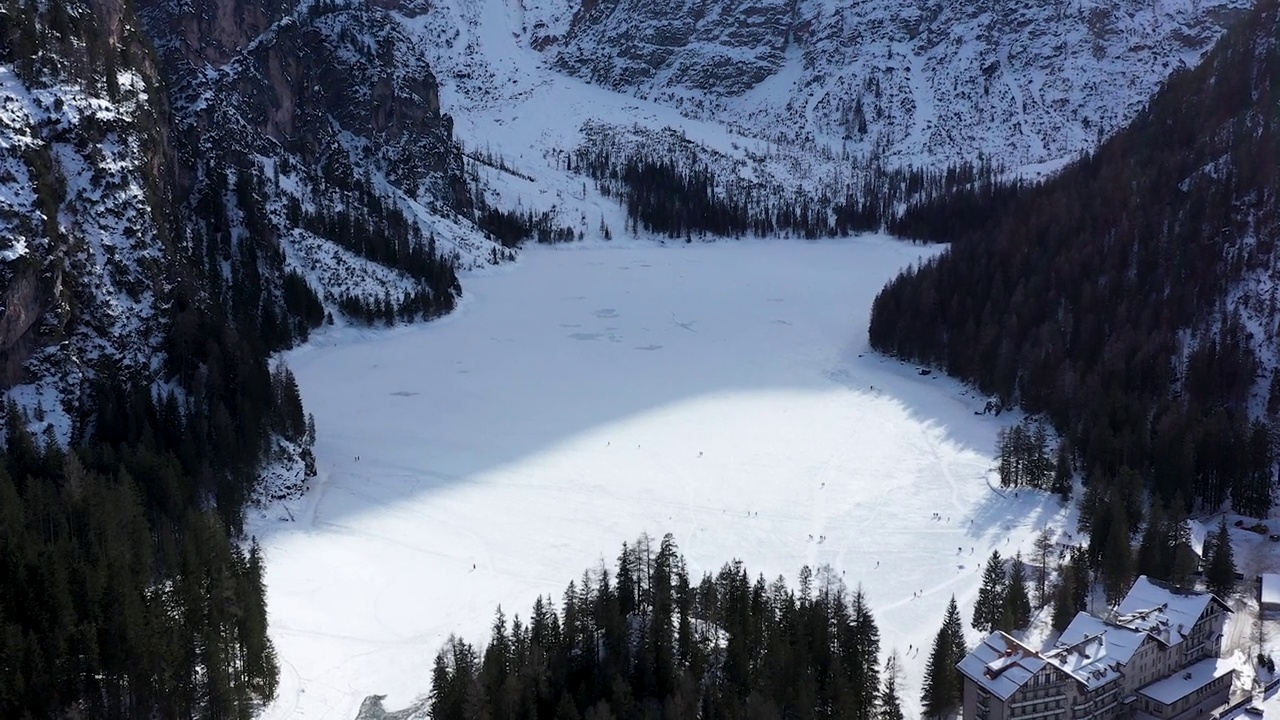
[1137,657,1235,705]
[1112,575,1229,646]
[1044,612,1146,690]
[1261,574,1280,606]
[957,632,1047,701]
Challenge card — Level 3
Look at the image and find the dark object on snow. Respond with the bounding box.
[917,367,932,376]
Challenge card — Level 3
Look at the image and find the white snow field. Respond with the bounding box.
[253,236,1073,720]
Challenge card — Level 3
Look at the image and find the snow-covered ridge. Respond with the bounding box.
[418,0,1252,170]
[0,54,170,438]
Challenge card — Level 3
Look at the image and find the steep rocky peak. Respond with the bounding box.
[548,0,1254,167]
[172,0,284,66]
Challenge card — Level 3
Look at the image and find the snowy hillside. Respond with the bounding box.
[550,0,1254,168]
[0,24,175,440]
[407,0,1255,172]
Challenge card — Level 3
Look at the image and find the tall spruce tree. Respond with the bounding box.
[1101,506,1134,607]
[848,585,882,720]
[1033,529,1054,605]
[1051,549,1090,631]
[1169,500,1198,586]
[1206,517,1236,598]
[1005,553,1032,630]
[972,551,1006,632]
[1136,503,1170,580]
[922,596,966,719]
[1051,444,1073,500]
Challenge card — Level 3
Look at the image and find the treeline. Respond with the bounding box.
[570,144,1019,241]
[475,205,579,247]
[333,286,452,327]
[429,533,905,720]
[869,0,1280,535]
[246,152,463,328]
[279,159,462,319]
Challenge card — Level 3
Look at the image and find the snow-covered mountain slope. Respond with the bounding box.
[418,0,1252,170]
[551,0,1254,167]
[139,0,509,312]
[0,0,181,437]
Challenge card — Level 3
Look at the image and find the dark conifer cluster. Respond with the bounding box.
[869,0,1280,542]
[994,420,1071,499]
[474,203,580,247]
[1048,546,1091,631]
[429,534,897,720]
[571,145,1017,241]
[280,163,462,316]
[970,551,1032,634]
[0,380,288,717]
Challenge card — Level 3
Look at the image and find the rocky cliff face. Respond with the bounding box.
[0,0,178,406]
[549,0,1254,167]
[0,0,501,427]
[144,0,472,215]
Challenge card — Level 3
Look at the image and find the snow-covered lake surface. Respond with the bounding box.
[253,236,1072,720]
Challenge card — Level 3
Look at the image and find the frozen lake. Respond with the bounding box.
[254,236,1071,720]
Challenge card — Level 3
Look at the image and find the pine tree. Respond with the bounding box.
[1206,516,1236,598]
[921,596,966,718]
[972,551,1006,632]
[1168,499,1198,586]
[1136,502,1170,581]
[1030,423,1051,489]
[1101,505,1134,607]
[1051,444,1072,500]
[1033,529,1054,605]
[848,585,881,720]
[556,694,581,720]
[1051,578,1076,631]
[1005,553,1032,630]
[877,651,905,720]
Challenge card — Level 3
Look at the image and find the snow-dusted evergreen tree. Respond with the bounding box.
[1033,528,1055,605]
[1206,517,1236,598]
[1005,552,1032,629]
[972,550,1006,632]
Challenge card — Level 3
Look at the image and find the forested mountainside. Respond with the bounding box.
[0,0,510,712]
[548,0,1251,167]
[0,0,296,713]
[870,0,1279,568]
